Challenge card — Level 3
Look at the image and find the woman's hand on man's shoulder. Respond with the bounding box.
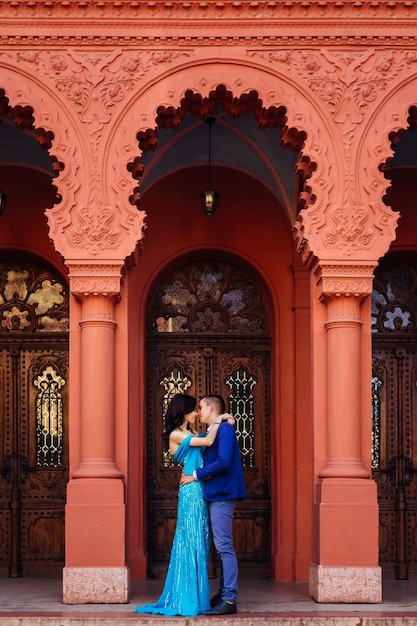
[219,413,235,426]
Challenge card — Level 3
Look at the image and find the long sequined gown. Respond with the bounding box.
[135,434,211,617]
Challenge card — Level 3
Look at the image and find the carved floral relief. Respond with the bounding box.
[11,49,191,127]
[0,39,413,264]
[260,47,411,260]
[0,48,155,261]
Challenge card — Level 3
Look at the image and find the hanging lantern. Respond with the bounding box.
[0,190,7,216]
[200,116,219,219]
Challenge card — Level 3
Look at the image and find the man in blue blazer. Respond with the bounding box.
[181,393,246,615]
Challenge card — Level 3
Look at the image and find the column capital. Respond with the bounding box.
[314,262,375,302]
[67,261,123,299]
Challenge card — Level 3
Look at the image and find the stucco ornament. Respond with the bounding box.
[67,263,123,300]
[2,39,410,265]
[322,203,375,252]
[258,47,407,261]
[13,48,191,127]
[68,204,124,254]
[2,48,189,261]
[316,263,376,304]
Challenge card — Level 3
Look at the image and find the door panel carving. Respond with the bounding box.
[0,348,69,577]
[0,260,68,577]
[146,259,271,578]
[372,259,417,578]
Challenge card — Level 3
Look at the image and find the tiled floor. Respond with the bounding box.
[0,577,417,623]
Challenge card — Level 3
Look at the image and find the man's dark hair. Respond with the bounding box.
[203,394,226,415]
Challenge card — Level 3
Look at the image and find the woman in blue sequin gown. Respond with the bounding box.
[135,394,222,617]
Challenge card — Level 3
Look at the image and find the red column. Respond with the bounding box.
[320,292,369,479]
[63,266,128,604]
[309,263,381,603]
[72,293,122,479]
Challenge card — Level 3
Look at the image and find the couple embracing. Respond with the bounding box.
[136,393,246,617]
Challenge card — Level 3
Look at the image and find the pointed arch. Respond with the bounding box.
[0,63,145,262]
[105,62,337,259]
[0,87,63,201]
[0,65,84,259]
[127,84,316,226]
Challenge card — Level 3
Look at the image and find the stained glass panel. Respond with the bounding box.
[372,262,417,334]
[34,366,65,467]
[148,261,269,334]
[0,261,68,333]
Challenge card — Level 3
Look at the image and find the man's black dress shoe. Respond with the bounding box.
[210,593,222,607]
[204,600,237,615]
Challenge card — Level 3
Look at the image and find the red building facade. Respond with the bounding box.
[1,0,416,605]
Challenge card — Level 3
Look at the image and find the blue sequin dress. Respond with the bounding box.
[135,434,211,617]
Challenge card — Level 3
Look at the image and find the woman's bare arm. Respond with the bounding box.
[189,422,220,447]
[169,414,235,454]
[169,424,219,454]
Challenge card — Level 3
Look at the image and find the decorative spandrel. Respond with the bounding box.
[34,366,65,468]
[147,261,269,334]
[372,262,417,334]
[0,261,68,333]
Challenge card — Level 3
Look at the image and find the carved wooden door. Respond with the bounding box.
[146,260,271,578]
[372,259,417,578]
[0,260,69,577]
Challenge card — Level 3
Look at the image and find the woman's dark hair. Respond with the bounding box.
[163,394,196,449]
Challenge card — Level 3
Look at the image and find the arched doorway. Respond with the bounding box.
[0,257,69,577]
[372,256,417,579]
[145,257,272,578]
[126,83,311,583]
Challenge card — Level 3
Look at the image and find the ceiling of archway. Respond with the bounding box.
[0,107,299,222]
[140,112,299,222]
[0,115,54,176]
[385,128,417,171]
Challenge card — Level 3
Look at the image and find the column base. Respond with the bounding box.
[63,566,129,604]
[309,563,382,603]
[72,459,123,479]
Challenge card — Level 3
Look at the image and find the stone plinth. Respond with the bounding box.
[309,564,382,603]
[63,566,129,604]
